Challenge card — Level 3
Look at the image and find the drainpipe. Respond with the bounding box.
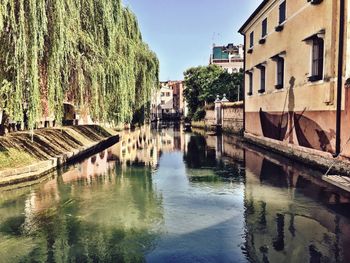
[335,0,345,157]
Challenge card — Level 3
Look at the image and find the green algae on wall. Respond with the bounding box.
[0,0,159,129]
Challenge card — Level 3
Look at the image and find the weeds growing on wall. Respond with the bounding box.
[0,0,159,129]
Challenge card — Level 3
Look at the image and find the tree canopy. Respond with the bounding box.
[183,65,243,120]
[0,0,159,129]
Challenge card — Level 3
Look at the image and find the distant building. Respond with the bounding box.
[151,81,186,121]
[167,81,185,116]
[210,44,244,73]
[239,0,350,160]
[151,85,173,121]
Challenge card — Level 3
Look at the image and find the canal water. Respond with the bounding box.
[1,124,350,263]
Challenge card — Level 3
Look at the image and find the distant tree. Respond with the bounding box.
[183,65,222,119]
[183,65,243,120]
[211,70,244,102]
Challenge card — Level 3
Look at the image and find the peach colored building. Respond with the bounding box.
[168,81,185,116]
[239,0,350,161]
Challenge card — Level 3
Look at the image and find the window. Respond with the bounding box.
[248,72,253,95]
[250,31,254,48]
[166,92,170,96]
[161,92,165,96]
[279,1,286,24]
[276,58,284,89]
[262,18,268,37]
[308,0,323,5]
[259,66,266,93]
[161,100,165,105]
[309,37,324,81]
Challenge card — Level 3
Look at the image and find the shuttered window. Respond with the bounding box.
[311,38,324,80]
[276,58,284,89]
[259,66,266,93]
[279,1,286,24]
[262,18,268,37]
[248,73,253,95]
[250,31,254,48]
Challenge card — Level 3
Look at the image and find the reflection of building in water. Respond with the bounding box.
[13,148,164,262]
[243,147,350,263]
[110,125,187,167]
[62,149,115,184]
[22,124,187,222]
[200,131,245,164]
[21,150,118,230]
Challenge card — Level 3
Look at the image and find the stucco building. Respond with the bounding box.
[210,44,244,73]
[151,85,174,121]
[167,80,185,116]
[239,0,350,161]
[151,81,186,121]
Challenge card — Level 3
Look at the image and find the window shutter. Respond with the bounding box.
[262,19,268,37]
[248,73,253,95]
[260,67,266,92]
[279,1,286,24]
[277,58,284,88]
[250,32,254,48]
[311,38,324,80]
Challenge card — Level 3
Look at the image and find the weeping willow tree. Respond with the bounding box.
[0,0,159,130]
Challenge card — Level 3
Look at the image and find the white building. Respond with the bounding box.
[151,85,175,121]
[210,43,244,73]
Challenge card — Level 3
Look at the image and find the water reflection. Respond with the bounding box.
[0,125,350,262]
[244,144,350,263]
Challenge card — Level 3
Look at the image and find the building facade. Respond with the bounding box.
[210,44,244,73]
[151,85,174,121]
[167,80,185,116]
[151,81,186,121]
[239,0,350,159]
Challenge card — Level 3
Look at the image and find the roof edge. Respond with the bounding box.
[238,0,269,34]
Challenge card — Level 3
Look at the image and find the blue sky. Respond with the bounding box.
[123,0,261,81]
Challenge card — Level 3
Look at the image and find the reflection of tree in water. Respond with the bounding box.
[183,135,216,168]
[0,166,163,262]
[214,159,245,182]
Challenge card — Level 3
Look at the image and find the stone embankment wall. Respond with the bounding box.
[204,101,244,134]
[0,125,119,187]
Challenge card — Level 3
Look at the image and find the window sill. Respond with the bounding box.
[247,48,254,54]
[259,38,266,45]
[258,89,265,94]
[275,84,284,90]
[273,89,285,94]
[308,75,323,82]
[308,0,323,5]
[275,25,284,32]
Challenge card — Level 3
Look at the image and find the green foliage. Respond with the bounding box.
[183,65,243,119]
[211,70,244,102]
[0,0,159,128]
[192,108,206,121]
[183,65,222,119]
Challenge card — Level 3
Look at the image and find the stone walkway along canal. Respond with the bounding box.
[0,124,349,263]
